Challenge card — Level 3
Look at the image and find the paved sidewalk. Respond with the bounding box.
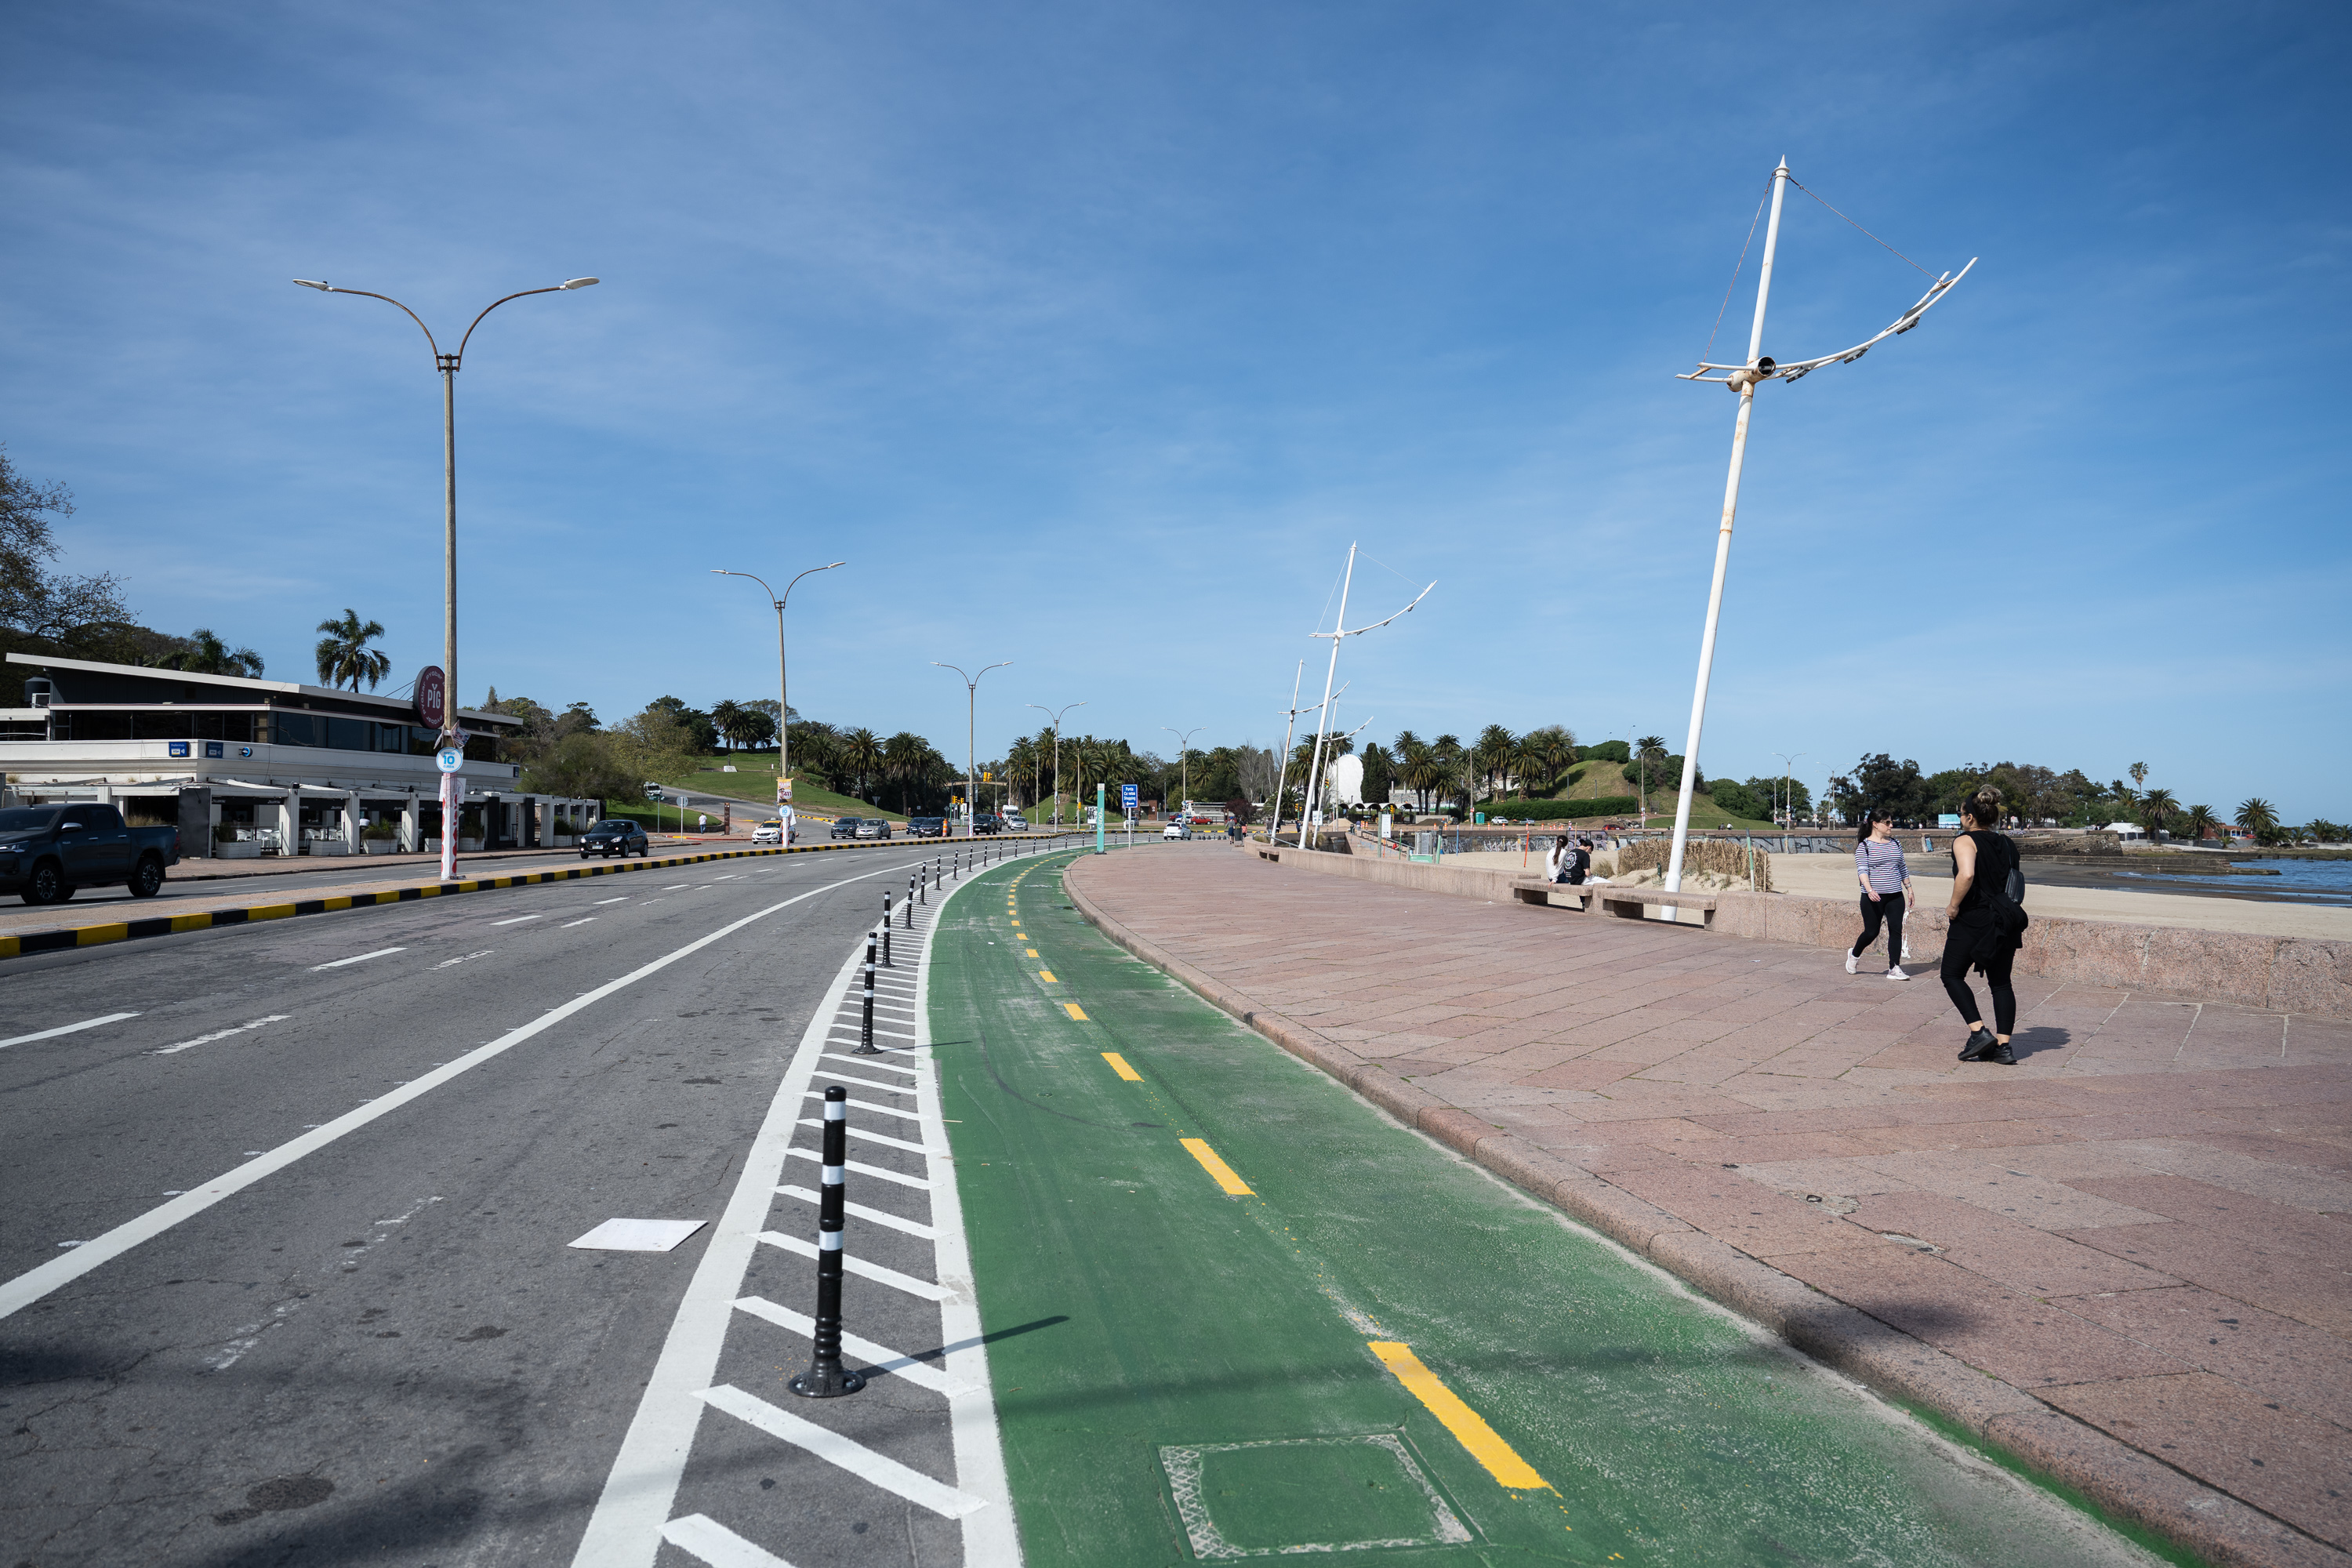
[1067,845,2352,1568]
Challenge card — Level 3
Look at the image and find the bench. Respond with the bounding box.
[1508,877,1595,911]
[1508,877,1719,927]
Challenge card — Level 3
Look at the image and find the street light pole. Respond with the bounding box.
[1027,702,1084,828]
[296,274,597,882]
[936,661,1011,837]
[713,562,844,822]
[1161,725,1203,817]
[1772,750,1806,836]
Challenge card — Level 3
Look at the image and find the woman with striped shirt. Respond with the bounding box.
[1848,810,1915,980]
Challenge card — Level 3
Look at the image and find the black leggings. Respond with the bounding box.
[1940,928,2017,1035]
[1851,892,1905,963]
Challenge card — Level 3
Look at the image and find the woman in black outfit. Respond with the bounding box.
[1943,786,2021,1065]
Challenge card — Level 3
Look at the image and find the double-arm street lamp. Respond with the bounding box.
[1027,702,1085,828]
[935,661,1011,837]
[712,563,845,815]
[1162,725,1203,816]
[294,274,598,881]
[1773,750,1806,833]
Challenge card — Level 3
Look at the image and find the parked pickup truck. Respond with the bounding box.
[0,804,180,905]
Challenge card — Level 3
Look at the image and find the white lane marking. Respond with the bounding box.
[568,921,877,1568]
[776,1185,935,1239]
[434,949,495,969]
[699,1385,987,1518]
[0,861,914,1327]
[800,1072,916,1096]
[756,1232,953,1301]
[562,918,598,929]
[835,1000,917,1018]
[0,1011,141,1051]
[494,915,543,927]
[659,1513,792,1568]
[916,870,1023,1568]
[664,884,691,890]
[153,1015,292,1056]
[800,1092,921,1125]
[782,1148,928,1190]
[817,1053,923,1079]
[796,1119,938,1155]
[310,948,407,971]
[729,1297,974,1395]
[826,1024,917,1042]
[595,897,630,905]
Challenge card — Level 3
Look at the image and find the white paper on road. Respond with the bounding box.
[570,1218,709,1252]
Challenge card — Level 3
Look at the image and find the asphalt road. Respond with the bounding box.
[0,840,1016,1566]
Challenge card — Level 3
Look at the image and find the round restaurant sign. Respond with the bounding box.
[416,666,446,731]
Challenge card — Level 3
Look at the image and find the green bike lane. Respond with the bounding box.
[929,851,2165,1567]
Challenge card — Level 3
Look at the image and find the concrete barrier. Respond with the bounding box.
[1261,843,2352,1022]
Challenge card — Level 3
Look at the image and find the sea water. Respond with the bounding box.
[2116,857,2352,906]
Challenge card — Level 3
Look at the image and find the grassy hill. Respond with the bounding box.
[1534,759,1777,830]
[649,753,907,821]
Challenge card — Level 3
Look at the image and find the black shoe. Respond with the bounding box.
[1989,1039,2016,1065]
[1958,1028,1997,1062]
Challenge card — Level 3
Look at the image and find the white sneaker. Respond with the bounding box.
[1845,953,1859,975]
[1887,967,1911,982]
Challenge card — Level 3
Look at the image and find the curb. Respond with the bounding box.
[0,834,1076,964]
[1059,853,2345,1568]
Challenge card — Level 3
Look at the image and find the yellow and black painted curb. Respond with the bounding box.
[0,833,1074,963]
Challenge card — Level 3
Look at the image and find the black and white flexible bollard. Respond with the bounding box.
[788,1084,864,1399]
[854,931,880,1054]
[880,894,893,967]
[906,873,916,926]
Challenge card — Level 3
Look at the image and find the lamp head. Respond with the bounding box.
[560,277,600,289]
[293,278,331,291]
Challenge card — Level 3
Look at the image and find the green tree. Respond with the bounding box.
[1634,735,1669,816]
[0,445,132,644]
[710,699,744,752]
[160,627,265,678]
[2182,804,2217,842]
[2236,797,2278,834]
[2130,761,2148,793]
[838,728,885,803]
[314,609,390,691]
[2140,787,2179,840]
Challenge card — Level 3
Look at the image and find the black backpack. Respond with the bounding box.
[1980,833,2028,938]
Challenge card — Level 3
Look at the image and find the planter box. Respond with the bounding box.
[363,840,404,855]
[306,840,351,857]
[459,837,485,852]
[216,840,266,860]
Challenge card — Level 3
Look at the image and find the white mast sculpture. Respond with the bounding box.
[1661,159,1976,914]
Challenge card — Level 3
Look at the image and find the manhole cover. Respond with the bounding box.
[1159,1434,1471,1558]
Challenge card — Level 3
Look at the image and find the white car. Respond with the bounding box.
[752,818,786,845]
[1162,822,1192,840]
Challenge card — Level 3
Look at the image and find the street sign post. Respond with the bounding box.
[435,747,463,774]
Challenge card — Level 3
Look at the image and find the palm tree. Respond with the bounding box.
[2140,788,2178,840]
[2130,761,2148,793]
[162,627,265,678]
[313,609,390,691]
[2236,797,2278,836]
[1474,724,1516,802]
[838,727,885,804]
[882,731,931,813]
[2182,803,2217,843]
[1635,735,1669,817]
[710,699,744,753]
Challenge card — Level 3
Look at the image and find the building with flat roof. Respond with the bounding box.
[1,652,597,858]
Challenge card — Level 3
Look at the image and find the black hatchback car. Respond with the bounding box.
[579,818,649,858]
[829,817,862,840]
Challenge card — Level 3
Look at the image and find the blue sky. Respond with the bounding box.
[4,2,2346,817]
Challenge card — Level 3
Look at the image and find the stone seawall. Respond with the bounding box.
[1254,844,2352,1021]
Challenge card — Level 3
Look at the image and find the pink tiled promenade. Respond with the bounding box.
[1070,844,2352,1566]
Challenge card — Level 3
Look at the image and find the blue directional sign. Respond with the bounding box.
[1120,783,1138,811]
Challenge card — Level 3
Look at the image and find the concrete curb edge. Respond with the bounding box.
[1061,852,2346,1568]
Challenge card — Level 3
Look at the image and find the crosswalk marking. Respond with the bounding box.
[777,1184,937,1239]
[754,1232,953,1301]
